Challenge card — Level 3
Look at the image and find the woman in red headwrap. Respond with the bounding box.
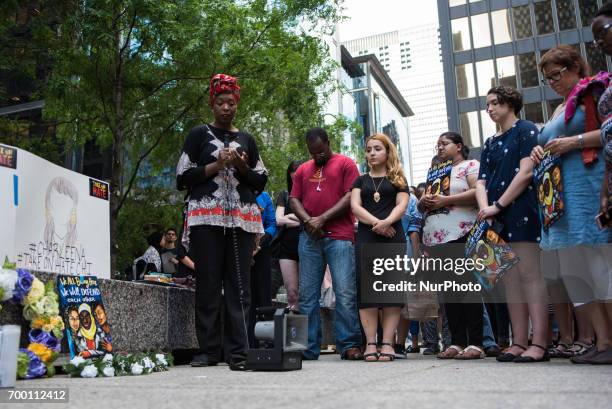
[177,74,268,369]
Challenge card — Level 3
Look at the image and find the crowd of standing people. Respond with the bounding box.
[169,3,612,369]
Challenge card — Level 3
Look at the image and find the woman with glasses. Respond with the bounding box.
[420,132,484,359]
[477,85,548,363]
[530,44,612,365]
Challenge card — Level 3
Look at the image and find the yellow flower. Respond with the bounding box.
[31,317,46,329]
[28,343,53,363]
[43,324,54,333]
[50,316,63,327]
[25,279,45,304]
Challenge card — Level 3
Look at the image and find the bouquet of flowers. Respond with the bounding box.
[63,352,173,378]
[0,260,64,379]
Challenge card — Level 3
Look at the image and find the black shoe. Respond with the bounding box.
[513,344,550,363]
[228,356,247,371]
[496,344,527,362]
[485,345,501,357]
[190,353,218,367]
[422,345,440,355]
[406,345,421,354]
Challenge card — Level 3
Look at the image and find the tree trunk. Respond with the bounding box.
[110,4,124,276]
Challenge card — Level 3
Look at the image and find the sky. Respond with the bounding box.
[338,0,440,41]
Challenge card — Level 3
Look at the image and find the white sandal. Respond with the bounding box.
[455,345,485,359]
[437,345,463,359]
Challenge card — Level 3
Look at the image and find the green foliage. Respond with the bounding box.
[115,187,183,276]
[4,0,351,271]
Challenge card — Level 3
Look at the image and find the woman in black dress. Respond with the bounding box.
[351,134,409,361]
[275,160,304,310]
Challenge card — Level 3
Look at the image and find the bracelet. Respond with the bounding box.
[577,134,584,149]
[494,201,505,211]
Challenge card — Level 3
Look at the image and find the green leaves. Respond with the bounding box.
[4,0,349,271]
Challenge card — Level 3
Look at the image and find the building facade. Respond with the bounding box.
[438,0,608,157]
[326,40,414,178]
[344,23,448,184]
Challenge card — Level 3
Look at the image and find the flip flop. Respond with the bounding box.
[455,345,485,360]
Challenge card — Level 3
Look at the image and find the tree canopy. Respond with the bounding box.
[2,0,352,273]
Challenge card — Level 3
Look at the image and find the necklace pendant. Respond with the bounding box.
[373,192,381,203]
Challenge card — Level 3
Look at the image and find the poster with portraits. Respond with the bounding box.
[0,143,110,278]
[533,150,564,232]
[57,275,113,358]
[424,159,452,216]
[465,220,519,290]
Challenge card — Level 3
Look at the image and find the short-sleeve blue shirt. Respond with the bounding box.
[478,120,541,242]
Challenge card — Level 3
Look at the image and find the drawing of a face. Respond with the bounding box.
[552,166,561,186]
[431,178,441,195]
[68,309,80,333]
[543,173,553,206]
[44,177,79,247]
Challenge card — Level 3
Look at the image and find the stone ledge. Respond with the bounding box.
[0,271,337,353]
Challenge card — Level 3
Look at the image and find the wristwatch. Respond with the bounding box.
[494,201,505,211]
[577,134,584,149]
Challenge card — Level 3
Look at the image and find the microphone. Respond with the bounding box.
[224,133,230,148]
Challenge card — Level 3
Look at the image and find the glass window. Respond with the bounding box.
[459,111,481,148]
[512,5,533,40]
[496,56,517,88]
[585,42,608,74]
[518,52,539,88]
[491,9,512,45]
[523,102,545,126]
[475,59,496,96]
[480,110,497,140]
[449,0,466,6]
[452,17,471,52]
[456,63,476,99]
[546,98,564,120]
[534,0,554,36]
[578,0,599,27]
[471,13,492,49]
[556,0,577,31]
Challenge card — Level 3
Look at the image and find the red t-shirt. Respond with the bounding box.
[290,154,359,242]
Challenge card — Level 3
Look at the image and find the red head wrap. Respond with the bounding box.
[209,74,240,106]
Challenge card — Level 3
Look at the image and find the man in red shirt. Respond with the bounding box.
[290,127,363,360]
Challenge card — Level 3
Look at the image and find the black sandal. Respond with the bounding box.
[496,343,527,362]
[378,342,395,362]
[364,342,379,362]
[514,344,550,363]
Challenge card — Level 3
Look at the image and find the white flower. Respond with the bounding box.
[80,365,98,378]
[155,354,168,366]
[131,363,143,375]
[25,278,45,304]
[70,356,86,366]
[142,357,154,369]
[0,269,18,301]
[102,354,114,363]
[102,366,115,377]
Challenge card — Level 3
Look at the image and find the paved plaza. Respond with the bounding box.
[10,353,612,409]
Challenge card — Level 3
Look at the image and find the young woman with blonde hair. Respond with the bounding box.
[351,133,409,361]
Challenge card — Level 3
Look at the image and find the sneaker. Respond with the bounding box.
[422,345,440,355]
[484,345,501,357]
[190,353,218,367]
[406,345,421,354]
[394,344,407,359]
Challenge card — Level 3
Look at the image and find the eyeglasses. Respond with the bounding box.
[541,67,567,85]
[593,23,612,46]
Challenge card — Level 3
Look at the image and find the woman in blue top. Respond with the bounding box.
[476,85,549,363]
[249,191,277,347]
[530,45,612,364]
